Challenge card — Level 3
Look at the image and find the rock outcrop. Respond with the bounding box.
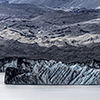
[4,57,100,85]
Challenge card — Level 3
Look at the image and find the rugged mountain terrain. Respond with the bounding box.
[7,0,100,9]
[0,3,99,85]
[0,5,100,63]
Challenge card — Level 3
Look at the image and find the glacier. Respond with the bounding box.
[3,57,100,85]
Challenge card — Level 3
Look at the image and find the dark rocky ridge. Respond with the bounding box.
[0,36,100,65]
[0,39,100,66]
[4,58,100,85]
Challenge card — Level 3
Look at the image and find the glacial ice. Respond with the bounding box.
[2,57,100,85]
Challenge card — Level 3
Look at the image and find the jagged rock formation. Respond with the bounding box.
[4,57,100,85]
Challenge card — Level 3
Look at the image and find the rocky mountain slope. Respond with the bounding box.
[7,0,100,9]
[0,3,99,85]
[0,5,100,63]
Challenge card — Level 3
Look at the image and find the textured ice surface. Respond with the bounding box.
[0,73,100,100]
[3,57,100,85]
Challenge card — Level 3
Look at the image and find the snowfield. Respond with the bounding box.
[0,73,100,100]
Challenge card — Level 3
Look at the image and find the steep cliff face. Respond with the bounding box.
[2,57,100,85]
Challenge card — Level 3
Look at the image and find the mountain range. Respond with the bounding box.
[2,0,100,9]
[0,0,99,85]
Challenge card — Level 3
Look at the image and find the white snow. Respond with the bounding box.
[0,73,100,100]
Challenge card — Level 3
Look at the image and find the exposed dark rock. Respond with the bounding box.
[5,67,37,85]
[0,41,100,72]
[80,29,89,33]
[5,67,23,84]
[90,59,100,69]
